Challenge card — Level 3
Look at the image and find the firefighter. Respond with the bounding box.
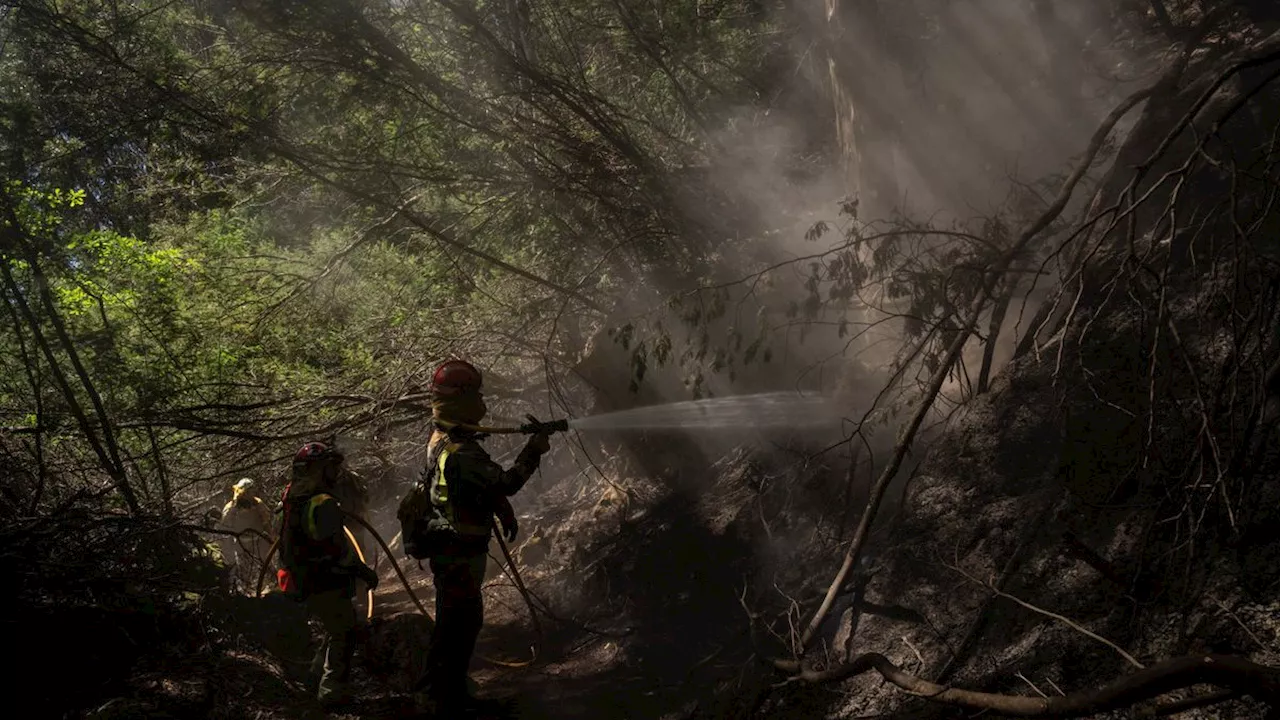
[218,478,273,592]
[277,441,380,709]
[411,360,552,715]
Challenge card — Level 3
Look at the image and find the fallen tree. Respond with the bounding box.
[773,653,1280,717]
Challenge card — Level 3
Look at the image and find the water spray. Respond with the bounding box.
[435,392,840,435]
[567,392,839,431]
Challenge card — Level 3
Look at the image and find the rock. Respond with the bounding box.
[362,611,435,691]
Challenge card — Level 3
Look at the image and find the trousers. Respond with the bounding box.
[305,588,357,703]
[416,553,487,702]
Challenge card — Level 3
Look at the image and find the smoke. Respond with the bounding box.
[532,0,1156,521]
[315,6,1160,685]
[649,0,1145,406]
[343,0,1152,578]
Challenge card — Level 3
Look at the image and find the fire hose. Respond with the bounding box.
[253,511,538,668]
[347,526,374,621]
[433,417,568,436]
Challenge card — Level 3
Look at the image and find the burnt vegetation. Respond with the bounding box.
[3,1,1280,718]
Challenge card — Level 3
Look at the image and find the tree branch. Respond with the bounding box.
[948,563,1145,670]
[796,82,1157,655]
[0,247,140,514]
[773,653,1279,717]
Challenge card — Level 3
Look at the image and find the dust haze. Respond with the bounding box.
[440,3,1158,646]
[285,0,1153,692]
[563,0,1143,447]
[328,2,1156,577]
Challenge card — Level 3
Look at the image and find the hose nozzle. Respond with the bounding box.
[519,417,569,435]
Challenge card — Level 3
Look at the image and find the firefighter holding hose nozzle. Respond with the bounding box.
[398,359,555,716]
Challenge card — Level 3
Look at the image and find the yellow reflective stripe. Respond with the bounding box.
[433,444,455,503]
[303,493,333,538]
[302,493,357,562]
[432,443,488,536]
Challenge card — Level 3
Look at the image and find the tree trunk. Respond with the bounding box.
[0,258,140,514]
[2,280,49,511]
[821,0,902,212]
[977,281,1014,393]
[147,424,173,517]
[24,252,139,513]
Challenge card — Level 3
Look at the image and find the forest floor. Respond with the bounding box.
[85,488,762,720]
[83,576,651,720]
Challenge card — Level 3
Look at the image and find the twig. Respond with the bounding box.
[1044,677,1067,697]
[1209,595,1277,654]
[902,636,926,669]
[490,519,544,643]
[949,563,1145,670]
[934,492,1059,684]
[1018,672,1050,699]
[1139,689,1243,717]
[772,653,1280,717]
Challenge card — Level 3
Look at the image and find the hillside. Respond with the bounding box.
[3,2,1280,719]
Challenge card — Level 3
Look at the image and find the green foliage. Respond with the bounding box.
[0,0,798,517]
[3,181,87,233]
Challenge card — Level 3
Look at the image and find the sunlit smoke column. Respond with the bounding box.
[819,0,909,218]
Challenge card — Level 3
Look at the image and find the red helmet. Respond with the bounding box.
[293,441,341,465]
[431,359,483,397]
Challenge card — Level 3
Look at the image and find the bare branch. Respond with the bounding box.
[796,81,1157,655]
[948,563,1145,670]
[773,653,1280,717]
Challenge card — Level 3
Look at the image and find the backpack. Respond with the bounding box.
[396,441,454,559]
[277,491,348,597]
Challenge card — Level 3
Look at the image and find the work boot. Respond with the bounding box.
[431,696,502,718]
[317,686,353,711]
[411,689,439,716]
[413,685,499,718]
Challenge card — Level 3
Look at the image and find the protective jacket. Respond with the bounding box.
[278,489,363,597]
[423,427,541,554]
[410,424,543,711]
[221,494,272,538]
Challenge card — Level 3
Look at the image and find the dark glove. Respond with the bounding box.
[524,425,550,453]
[495,496,518,543]
[356,563,379,591]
